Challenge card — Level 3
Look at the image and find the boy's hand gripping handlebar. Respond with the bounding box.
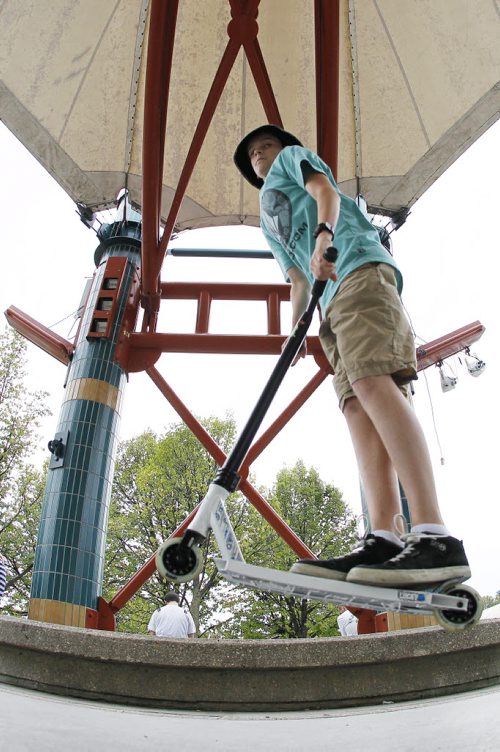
[306,245,338,313]
[309,245,338,301]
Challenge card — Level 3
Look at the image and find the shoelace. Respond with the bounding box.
[389,532,440,563]
[351,535,377,554]
[388,536,420,563]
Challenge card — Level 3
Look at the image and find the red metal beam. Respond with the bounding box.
[195,291,212,334]
[141,0,179,317]
[108,506,200,615]
[152,0,285,280]
[267,291,281,335]
[241,369,329,473]
[314,0,340,175]
[416,321,485,371]
[147,365,227,464]
[227,0,281,124]
[105,0,485,632]
[161,280,290,302]
[4,306,74,365]
[126,321,485,362]
[144,364,321,558]
[106,362,317,617]
[243,38,282,125]
[128,332,302,355]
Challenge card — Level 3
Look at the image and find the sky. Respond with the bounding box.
[1,119,499,598]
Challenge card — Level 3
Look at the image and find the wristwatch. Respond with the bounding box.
[313,222,335,239]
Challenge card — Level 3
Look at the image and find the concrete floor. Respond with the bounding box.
[1,682,500,751]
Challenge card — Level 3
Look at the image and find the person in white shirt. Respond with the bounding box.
[147,592,196,638]
[337,606,358,636]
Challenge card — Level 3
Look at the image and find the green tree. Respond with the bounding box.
[0,327,50,613]
[103,416,252,635]
[481,593,500,609]
[105,429,359,640]
[213,461,358,639]
[0,464,45,615]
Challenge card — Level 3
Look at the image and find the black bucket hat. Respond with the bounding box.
[234,124,303,188]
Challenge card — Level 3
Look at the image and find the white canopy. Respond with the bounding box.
[1,0,499,229]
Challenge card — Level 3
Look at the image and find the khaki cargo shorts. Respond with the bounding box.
[319,263,417,411]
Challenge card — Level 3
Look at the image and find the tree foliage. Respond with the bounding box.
[103,416,255,635]
[0,328,50,497]
[104,427,359,639]
[481,594,500,609]
[0,327,50,614]
[0,464,45,614]
[212,461,358,639]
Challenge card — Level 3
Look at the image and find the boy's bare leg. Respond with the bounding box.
[343,396,402,531]
[351,374,444,527]
[289,379,471,584]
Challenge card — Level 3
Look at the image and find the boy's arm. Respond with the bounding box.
[288,266,311,327]
[304,172,340,281]
[287,266,311,364]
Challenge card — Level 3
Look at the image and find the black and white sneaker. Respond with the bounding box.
[346,534,471,586]
[289,535,403,581]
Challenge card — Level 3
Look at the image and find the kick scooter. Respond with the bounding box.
[155,248,482,631]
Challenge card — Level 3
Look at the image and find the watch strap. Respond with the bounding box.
[313,222,335,239]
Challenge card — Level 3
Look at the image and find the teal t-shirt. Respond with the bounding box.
[259,145,402,312]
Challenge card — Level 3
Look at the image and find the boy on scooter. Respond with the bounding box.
[233,124,470,588]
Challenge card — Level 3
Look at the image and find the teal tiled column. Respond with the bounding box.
[29,220,141,628]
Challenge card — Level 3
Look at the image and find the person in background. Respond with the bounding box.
[148,592,196,638]
[337,606,358,636]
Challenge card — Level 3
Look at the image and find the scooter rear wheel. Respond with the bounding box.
[155,537,204,582]
[434,582,483,631]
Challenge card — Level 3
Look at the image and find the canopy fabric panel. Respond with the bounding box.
[1,0,499,230]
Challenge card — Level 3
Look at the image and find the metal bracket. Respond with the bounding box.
[48,429,70,469]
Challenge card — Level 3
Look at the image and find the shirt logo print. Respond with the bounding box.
[261,189,292,246]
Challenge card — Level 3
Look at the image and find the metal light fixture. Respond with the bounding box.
[463,348,486,377]
[437,361,457,393]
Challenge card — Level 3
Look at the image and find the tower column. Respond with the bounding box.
[29,209,141,628]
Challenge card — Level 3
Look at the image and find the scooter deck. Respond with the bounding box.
[214,558,468,615]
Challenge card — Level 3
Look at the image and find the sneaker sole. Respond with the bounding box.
[290,562,347,581]
[346,564,471,587]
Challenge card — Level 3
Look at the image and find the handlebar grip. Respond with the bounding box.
[310,247,338,300]
[323,246,338,263]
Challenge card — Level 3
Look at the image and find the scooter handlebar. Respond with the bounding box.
[310,246,338,301]
[323,246,338,263]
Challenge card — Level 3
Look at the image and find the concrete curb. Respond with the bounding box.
[1,616,499,710]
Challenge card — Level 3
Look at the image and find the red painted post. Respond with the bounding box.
[314,0,340,175]
[141,0,179,315]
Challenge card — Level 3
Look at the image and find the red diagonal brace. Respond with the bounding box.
[243,35,282,125]
[156,36,242,267]
[105,363,316,619]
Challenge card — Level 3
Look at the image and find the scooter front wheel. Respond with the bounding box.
[155,536,204,582]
